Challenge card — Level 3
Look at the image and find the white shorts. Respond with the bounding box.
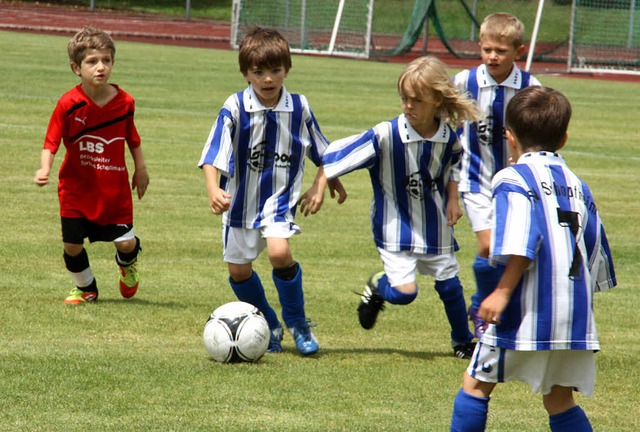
[377,248,460,287]
[467,342,596,397]
[222,222,300,264]
[461,192,493,233]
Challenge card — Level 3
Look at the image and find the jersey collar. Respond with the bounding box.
[399,114,450,144]
[243,85,293,112]
[477,63,524,89]
[519,151,565,164]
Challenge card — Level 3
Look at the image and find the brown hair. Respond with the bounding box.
[479,13,525,48]
[238,27,292,74]
[398,56,482,125]
[67,25,116,66]
[505,86,572,152]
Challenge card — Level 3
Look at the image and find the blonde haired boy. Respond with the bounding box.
[322,57,481,359]
[453,13,541,338]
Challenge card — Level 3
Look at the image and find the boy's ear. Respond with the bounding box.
[70,62,81,76]
[516,44,526,59]
[506,129,519,154]
[558,133,568,151]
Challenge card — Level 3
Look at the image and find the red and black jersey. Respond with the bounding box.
[44,84,141,225]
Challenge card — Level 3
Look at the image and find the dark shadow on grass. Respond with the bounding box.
[86,298,184,308]
[277,346,452,361]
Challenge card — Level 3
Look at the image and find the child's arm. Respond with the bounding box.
[34,149,54,186]
[130,146,149,199]
[299,166,347,217]
[478,255,530,324]
[445,180,463,227]
[328,177,347,204]
[202,164,231,215]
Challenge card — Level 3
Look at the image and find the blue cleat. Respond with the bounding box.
[268,323,284,353]
[287,319,319,355]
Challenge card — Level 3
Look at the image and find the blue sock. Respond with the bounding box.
[450,388,489,432]
[549,406,592,432]
[471,256,504,309]
[229,272,279,329]
[376,274,418,305]
[273,264,305,327]
[435,277,474,343]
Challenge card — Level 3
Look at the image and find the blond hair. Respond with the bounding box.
[479,13,525,47]
[67,25,115,66]
[397,56,481,125]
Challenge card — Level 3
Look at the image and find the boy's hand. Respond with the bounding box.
[328,178,348,204]
[34,168,50,186]
[299,183,324,216]
[478,255,531,325]
[208,187,231,214]
[132,167,149,199]
[478,290,510,325]
[446,200,463,227]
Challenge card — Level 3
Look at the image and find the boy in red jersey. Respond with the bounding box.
[34,26,149,304]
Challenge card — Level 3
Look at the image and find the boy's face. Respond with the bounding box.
[399,83,439,138]
[479,37,524,84]
[71,48,114,88]
[243,64,288,108]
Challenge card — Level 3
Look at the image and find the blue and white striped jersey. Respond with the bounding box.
[454,64,541,195]
[323,115,461,254]
[198,85,329,228]
[484,152,616,351]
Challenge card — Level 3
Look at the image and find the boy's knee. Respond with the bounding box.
[382,283,418,305]
[273,261,300,281]
[116,236,140,254]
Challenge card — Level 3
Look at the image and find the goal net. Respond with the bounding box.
[231,0,375,59]
[568,0,640,74]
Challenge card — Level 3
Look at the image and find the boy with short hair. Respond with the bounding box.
[198,27,345,356]
[450,86,616,432]
[321,56,481,359]
[453,13,541,338]
[35,25,149,304]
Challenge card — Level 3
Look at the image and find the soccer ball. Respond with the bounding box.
[203,301,270,363]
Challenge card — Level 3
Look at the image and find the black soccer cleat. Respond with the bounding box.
[453,341,477,360]
[357,272,386,330]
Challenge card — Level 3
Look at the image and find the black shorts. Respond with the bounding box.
[61,217,134,244]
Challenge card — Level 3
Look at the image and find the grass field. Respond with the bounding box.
[1,30,639,431]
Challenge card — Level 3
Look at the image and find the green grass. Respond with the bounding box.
[1,30,639,431]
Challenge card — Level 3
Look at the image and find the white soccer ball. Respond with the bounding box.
[203,301,270,363]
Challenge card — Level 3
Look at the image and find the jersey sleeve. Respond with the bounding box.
[581,184,617,292]
[198,96,237,178]
[449,137,462,182]
[302,96,330,167]
[125,99,141,149]
[43,101,66,154]
[322,127,380,180]
[490,170,540,266]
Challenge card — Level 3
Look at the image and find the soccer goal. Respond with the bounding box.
[230,0,375,59]
[567,0,640,75]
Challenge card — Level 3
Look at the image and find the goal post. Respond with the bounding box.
[231,0,375,59]
[567,0,640,75]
